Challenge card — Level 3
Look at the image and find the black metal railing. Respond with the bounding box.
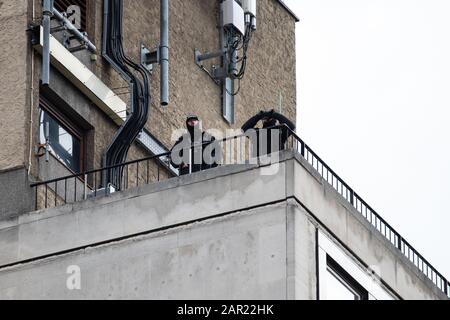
[286,128,449,298]
[30,130,256,211]
[30,151,174,211]
[30,125,449,298]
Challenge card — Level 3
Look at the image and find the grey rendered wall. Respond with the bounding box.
[0,204,289,300]
[286,202,317,300]
[0,168,34,219]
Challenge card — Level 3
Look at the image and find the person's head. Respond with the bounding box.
[186,114,201,138]
[186,114,200,128]
[262,114,277,128]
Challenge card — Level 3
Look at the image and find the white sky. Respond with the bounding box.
[283,0,450,278]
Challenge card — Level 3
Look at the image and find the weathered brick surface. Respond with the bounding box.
[1,0,296,215]
[91,0,297,148]
[0,0,29,171]
[0,0,28,20]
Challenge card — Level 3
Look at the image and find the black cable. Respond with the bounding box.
[103,0,151,189]
[225,22,253,82]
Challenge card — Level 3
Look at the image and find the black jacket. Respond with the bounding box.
[170,131,218,176]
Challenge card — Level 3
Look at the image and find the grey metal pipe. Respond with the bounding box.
[41,0,53,85]
[160,0,169,106]
[102,0,109,57]
[197,50,225,62]
[52,8,97,53]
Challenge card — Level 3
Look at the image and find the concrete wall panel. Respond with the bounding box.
[0,205,288,300]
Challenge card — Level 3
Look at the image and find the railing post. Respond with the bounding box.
[136,162,139,187]
[84,174,88,200]
[445,281,448,296]
[35,186,38,211]
[349,190,354,206]
[397,235,402,251]
[300,141,305,157]
[45,184,48,209]
[147,160,150,184]
[55,181,58,207]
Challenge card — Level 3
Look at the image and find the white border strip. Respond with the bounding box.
[318,230,395,300]
[37,26,127,124]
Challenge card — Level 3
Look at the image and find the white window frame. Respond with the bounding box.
[318,230,396,300]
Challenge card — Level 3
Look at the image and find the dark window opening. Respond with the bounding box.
[39,96,86,174]
[54,0,87,32]
[325,256,369,300]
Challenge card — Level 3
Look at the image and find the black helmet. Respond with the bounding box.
[186,114,200,138]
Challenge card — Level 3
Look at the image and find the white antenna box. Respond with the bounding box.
[222,0,245,35]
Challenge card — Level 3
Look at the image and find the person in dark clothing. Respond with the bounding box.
[170,115,218,176]
[241,110,296,157]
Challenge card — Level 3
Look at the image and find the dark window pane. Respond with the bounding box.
[40,110,82,173]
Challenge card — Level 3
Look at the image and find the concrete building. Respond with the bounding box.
[0,1,448,300]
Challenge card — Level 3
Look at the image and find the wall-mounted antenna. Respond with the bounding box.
[194,0,257,124]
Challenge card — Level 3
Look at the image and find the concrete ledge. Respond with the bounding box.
[0,157,288,267]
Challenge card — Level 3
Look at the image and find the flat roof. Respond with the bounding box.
[277,0,300,22]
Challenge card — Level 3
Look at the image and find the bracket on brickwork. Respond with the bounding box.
[141,45,159,73]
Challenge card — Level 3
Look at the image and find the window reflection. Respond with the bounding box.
[39,110,82,173]
[323,256,369,300]
[325,267,362,300]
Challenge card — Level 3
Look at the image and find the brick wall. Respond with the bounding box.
[0,0,297,216]
[0,0,30,171]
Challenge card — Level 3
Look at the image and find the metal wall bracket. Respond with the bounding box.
[195,49,225,67]
[194,49,203,67]
[192,2,236,124]
[194,48,227,80]
[141,45,159,73]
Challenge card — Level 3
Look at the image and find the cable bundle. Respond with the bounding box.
[103,0,151,190]
[229,21,253,80]
[225,20,254,95]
